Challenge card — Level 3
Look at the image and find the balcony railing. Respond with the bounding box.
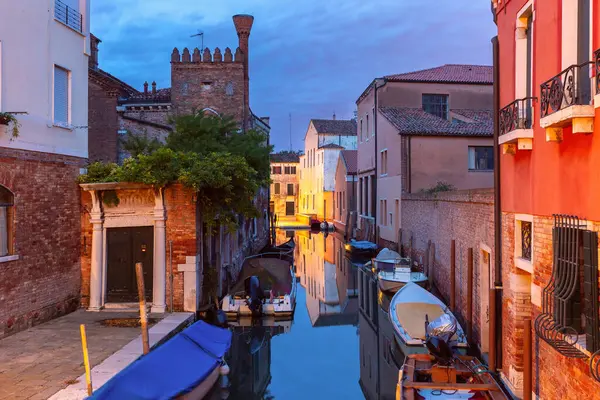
[499,97,536,136]
[595,49,600,95]
[55,0,83,33]
[540,62,593,118]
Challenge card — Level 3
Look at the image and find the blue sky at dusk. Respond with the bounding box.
[90,0,496,152]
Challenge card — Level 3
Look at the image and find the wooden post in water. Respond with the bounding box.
[489,288,497,371]
[450,240,456,311]
[135,262,150,355]
[80,324,93,396]
[524,318,532,400]
[428,242,435,289]
[466,248,473,344]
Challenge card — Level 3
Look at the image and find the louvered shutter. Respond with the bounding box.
[54,66,69,125]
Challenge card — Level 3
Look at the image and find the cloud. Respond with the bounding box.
[91,0,496,151]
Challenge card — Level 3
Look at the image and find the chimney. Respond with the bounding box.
[143,81,149,94]
[152,81,157,94]
[233,15,254,130]
[90,34,101,70]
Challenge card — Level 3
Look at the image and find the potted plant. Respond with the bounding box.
[0,112,21,140]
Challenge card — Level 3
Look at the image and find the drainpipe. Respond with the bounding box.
[373,80,380,226]
[492,35,503,370]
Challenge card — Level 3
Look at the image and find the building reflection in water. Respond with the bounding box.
[295,230,359,327]
[358,260,404,400]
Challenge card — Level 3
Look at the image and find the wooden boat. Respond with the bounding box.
[222,258,297,318]
[375,249,428,293]
[89,321,232,400]
[396,354,508,400]
[389,282,467,355]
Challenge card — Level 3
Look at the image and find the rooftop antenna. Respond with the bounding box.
[289,113,292,151]
[190,30,204,52]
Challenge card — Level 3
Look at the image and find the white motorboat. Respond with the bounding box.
[388,282,467,355]
[222,258,297,318]
[374,248,428,293]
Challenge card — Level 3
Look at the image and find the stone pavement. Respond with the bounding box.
[0,310,162,400]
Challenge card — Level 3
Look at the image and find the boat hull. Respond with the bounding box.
[179,367,220,399]
[378,275,427,293]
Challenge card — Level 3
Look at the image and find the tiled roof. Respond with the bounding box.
[319,143,345,149]
[270,152,300,163]
[89,68,139,96]
[379,107,493,137]
[341,150,357,174]
[385,64,493,85]
[311,119,357,136]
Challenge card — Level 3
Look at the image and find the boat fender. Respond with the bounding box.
[220,361,230,376]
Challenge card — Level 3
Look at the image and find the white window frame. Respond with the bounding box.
[514,214,534,273]
[53,64,72,129]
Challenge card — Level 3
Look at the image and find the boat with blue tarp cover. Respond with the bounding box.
[89,320,232,400]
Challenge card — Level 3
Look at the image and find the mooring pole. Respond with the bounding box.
[524,318,532,400]
[135,262,150,355]
[467,248,473,344]
[80,324,93,396]
[489,288,497,371]
[450,240,456,311]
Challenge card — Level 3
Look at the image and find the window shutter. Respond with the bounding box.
[54,67,69,124]
[0,207,7,257]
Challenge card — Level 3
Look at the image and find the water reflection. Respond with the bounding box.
[222,229,399,400]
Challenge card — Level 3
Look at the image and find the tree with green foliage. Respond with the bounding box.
[120,130,163,158]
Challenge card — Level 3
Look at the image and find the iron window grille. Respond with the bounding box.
[499,97,537,136]
[534,215,600,360]
[55,0,83,33]
[521,221,532,261]
[422,94,449,119]
[540,62,594,118]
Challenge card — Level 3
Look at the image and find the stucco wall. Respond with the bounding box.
[0,0,90,158]
[270,161,299,219]
[378,81,493,110]
[410,136,494,192]
[333,155,356,230]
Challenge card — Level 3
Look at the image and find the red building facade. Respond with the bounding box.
[494,0,600,398]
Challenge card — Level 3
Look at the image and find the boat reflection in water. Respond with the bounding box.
[358,264,405,400]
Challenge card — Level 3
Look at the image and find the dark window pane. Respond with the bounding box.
[274,183,280,194]
[422,94,449,119]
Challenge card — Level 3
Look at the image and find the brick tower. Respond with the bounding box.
[170,14,254,130]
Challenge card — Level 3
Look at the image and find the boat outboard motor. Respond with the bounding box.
[245,276,264,317]
[425,313,457,366]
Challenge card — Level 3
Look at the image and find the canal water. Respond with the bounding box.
[218,229,403,400]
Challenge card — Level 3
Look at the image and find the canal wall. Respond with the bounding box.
[399,188,495,355]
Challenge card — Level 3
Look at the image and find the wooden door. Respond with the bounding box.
[106,227,153,302]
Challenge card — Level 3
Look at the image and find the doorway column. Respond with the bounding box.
[152,188,167,313]
[88,190,104,311]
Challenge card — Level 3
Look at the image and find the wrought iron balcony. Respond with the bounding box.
[540,62,593,118]
[499,97,536,136]
[594,49,600,94]
[55,0,83,33]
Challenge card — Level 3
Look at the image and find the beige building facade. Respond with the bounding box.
[270,153,300,221]
[356,64,494,245]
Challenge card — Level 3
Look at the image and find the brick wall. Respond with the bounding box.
[117,110,171,163]
[502,212,600,399]
[0,149,85,338]
[88,81,119,163]
[400,189,495,352]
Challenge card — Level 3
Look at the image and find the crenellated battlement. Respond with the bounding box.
[170,47,244,64]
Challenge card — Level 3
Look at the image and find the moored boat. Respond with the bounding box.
[222,258,297,319]
[389,282,467,355]
[89,320,232,400]
[396,354,507,400]
[375,249,428,293]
